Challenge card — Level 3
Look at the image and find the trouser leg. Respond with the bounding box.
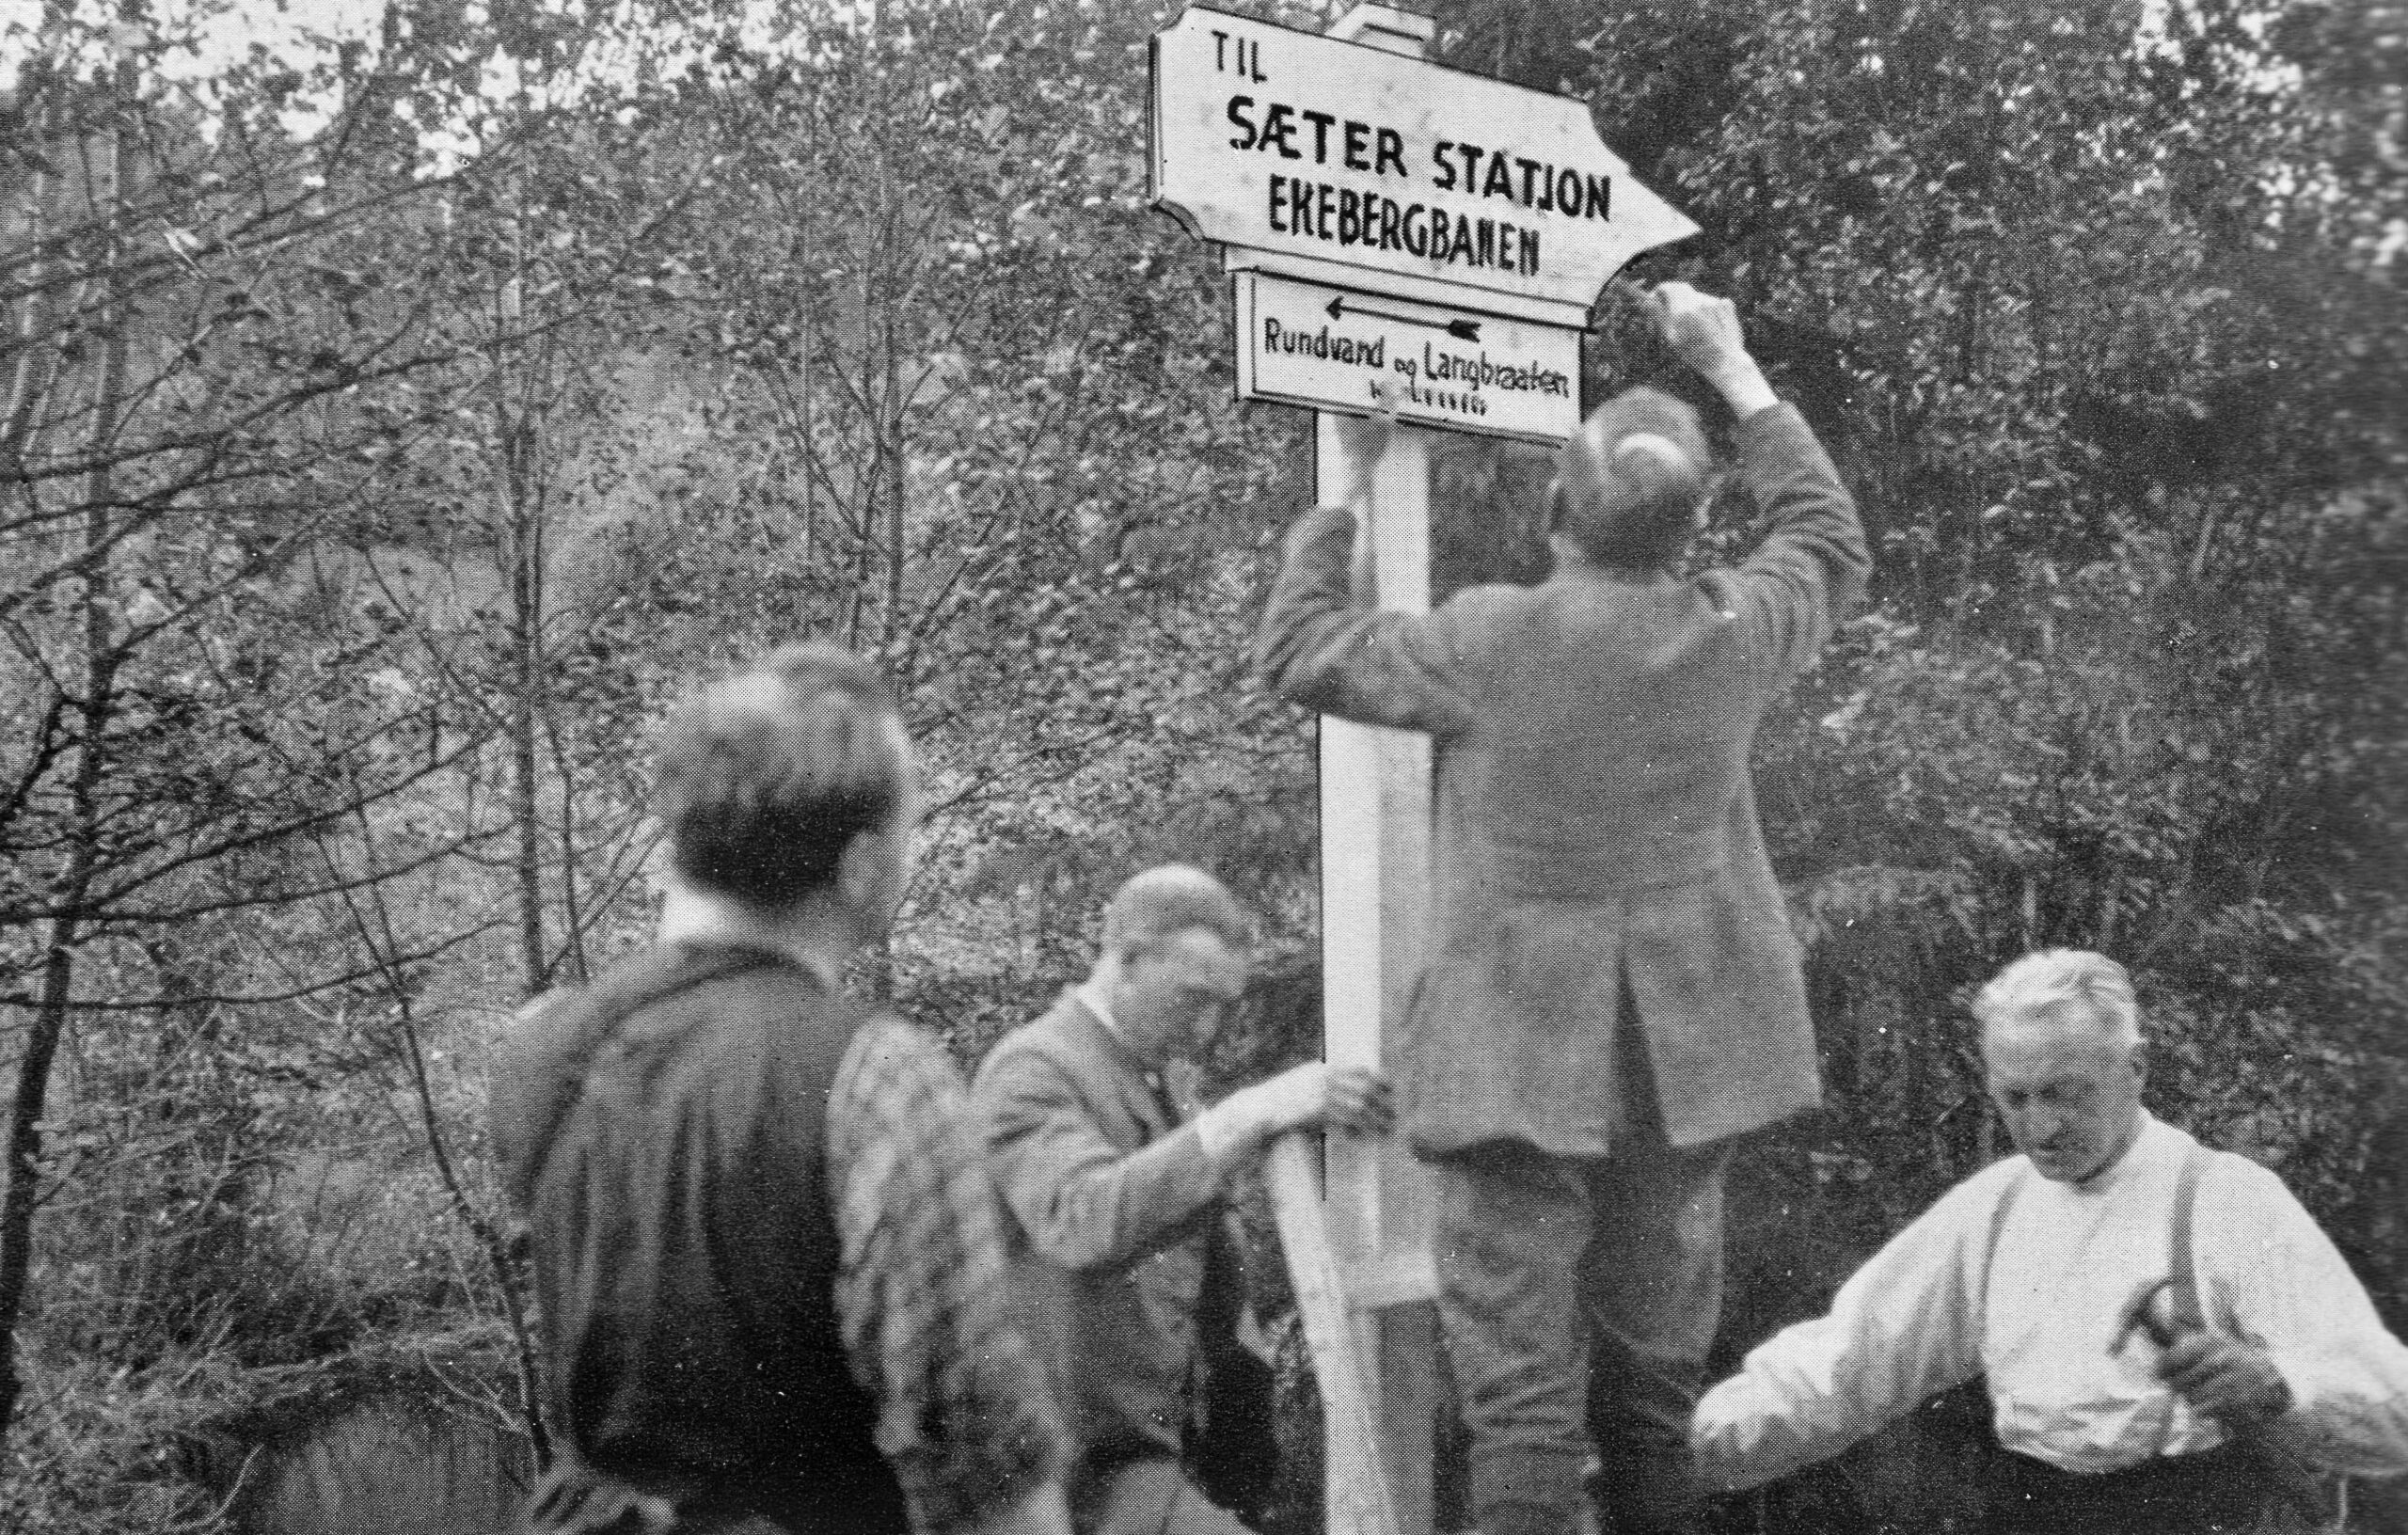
[1434,1143,1594,1535]
[1579,1135,1728,1535]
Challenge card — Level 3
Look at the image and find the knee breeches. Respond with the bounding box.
[1433,1135,1728,1535]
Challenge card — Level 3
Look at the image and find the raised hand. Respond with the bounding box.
[1325,379,1402,510]
[1650,281,1777,418]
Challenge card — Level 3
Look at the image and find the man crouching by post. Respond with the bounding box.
[974,866,1393,1535]
[490,642,1071,1535]
[1692,950,2408,1532]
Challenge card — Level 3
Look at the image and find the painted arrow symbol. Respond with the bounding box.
[1325,294,1480,342]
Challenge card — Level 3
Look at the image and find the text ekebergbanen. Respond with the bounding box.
[1220,81,1612,281]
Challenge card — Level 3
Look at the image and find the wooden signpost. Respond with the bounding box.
[1149,7,1698,1531]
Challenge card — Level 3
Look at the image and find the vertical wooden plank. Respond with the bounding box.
[1266,1133,1402,1535]
[1315,412,1433,1265]
[1316,407,1440,1535]
[1311,9,1440,1514]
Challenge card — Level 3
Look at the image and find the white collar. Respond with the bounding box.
[657,885,844,992]
[1074,977,1126,1042]
[2066,1109,2167,1196]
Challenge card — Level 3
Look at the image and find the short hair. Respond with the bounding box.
[1550,387,1712,571]
[653,642,907,910]
[1972,949,2143,1051]
[1100,865,1251,959]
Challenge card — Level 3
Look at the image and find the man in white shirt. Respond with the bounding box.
[1691,948,2408,1533]
[974,865,1393,1534]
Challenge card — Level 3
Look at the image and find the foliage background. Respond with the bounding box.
[0,0,2400,1529]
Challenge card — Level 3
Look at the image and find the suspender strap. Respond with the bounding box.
[510,942,791,1205]
[2160,1140,2342,1527]
[2166,1140,2212,1332]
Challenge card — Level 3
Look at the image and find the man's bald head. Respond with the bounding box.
[1551,386,1712,572]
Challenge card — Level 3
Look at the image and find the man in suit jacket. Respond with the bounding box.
[1253,284,1869,1535]
[974,866,1392,1535]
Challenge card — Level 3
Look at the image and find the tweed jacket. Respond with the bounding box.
[973,990,1247,1478]
[1254,403,1869,1157]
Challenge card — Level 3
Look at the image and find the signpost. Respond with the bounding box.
[1149,8,1698,1532]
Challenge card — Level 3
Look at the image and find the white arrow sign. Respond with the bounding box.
[1235,271,1581,445]
[1151,7,1696,320]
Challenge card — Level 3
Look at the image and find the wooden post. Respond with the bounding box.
[1267,1133,1402,1535]
[1313,14,1440,1535]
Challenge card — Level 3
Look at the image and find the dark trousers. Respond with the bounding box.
[1432,1131,1729,1535]
[1988,1443,2270,1535]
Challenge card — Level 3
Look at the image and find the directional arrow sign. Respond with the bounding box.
[1152,7,1696,318]
[1327,293,1481,341]
[1236,270,1581,446]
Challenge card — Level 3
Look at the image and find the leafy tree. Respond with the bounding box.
[0,2,519,1438]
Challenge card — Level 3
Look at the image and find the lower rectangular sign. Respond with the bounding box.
[1233,270,1581,445]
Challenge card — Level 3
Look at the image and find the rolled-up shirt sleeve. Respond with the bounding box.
[1692,1166,1998,1491]
[830,1016,1064,1533]
[2201,1157,2408,1478]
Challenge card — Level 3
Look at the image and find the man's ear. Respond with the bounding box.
[2128,1041,2150,1089]
[833,824,889,911]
